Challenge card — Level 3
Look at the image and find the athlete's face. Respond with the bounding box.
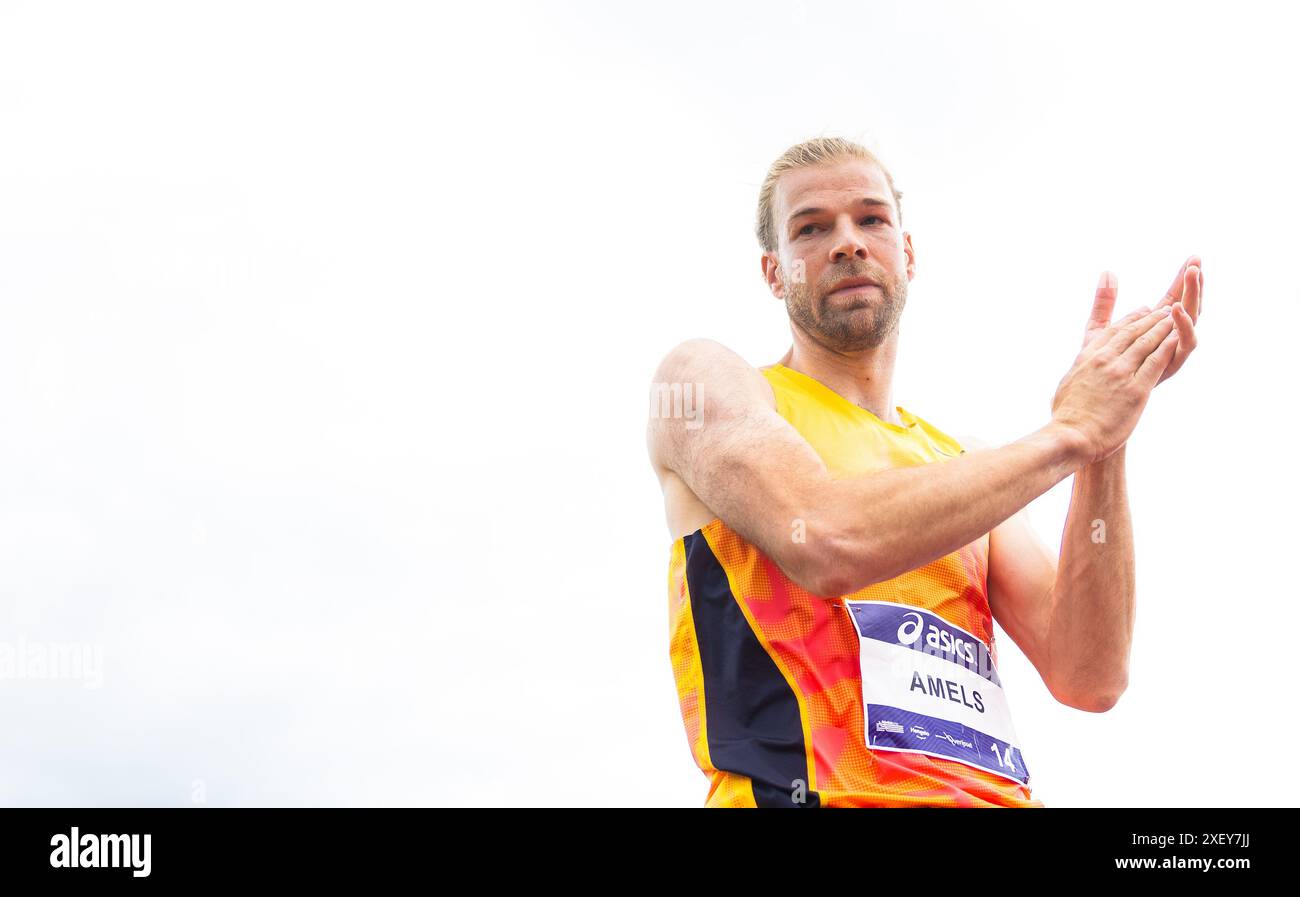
[763,158,915,352]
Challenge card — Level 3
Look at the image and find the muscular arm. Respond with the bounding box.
[970,436,1133,712]
[648,294,1175,601]
[979,263,1200,710]
[1048,447,1134,710]
[647,339,1091,597]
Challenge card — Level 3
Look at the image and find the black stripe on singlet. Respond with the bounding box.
[683,530,821,808]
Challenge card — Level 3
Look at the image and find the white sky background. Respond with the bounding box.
[0,0,1293,807]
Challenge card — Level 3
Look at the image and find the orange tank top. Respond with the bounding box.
[665,363,1044,808]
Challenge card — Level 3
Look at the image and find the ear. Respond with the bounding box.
[903,231,916,282]
[761,251,786,299]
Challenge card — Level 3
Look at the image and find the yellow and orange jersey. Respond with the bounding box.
[665,362,1044,808]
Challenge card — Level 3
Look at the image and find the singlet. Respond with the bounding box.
[665,362,1044,808]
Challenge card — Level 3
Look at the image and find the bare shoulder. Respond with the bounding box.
[646,340,783,539]
[646,339,776,466]
[650,338,772,395]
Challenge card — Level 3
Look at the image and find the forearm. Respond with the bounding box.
[813,423,1089,594]
[1045,446,1135,709]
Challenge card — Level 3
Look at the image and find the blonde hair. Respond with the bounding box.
[755,137,904,253]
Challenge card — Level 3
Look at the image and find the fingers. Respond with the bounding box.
[1157,254,1200,310]
[1086,271,1119,334]
[1112,306,1150,328]
[1122,311,1178,367]
[1136,326,1180,389]
[1182,264,1201,322]
[1105,306,1172,356]
[1155,302,1199,385]
[1085,303,1148,349]
[1173,301,1196,348]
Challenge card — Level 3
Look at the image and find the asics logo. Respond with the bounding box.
[896,613,924,645]
[896,612,978,666]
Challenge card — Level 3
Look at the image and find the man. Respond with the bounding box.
[645,137,1201,808]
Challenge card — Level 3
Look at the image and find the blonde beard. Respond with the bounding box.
[784,276,907,352]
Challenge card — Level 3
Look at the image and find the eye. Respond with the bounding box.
[798,224,819,236]
[861,216,885,226]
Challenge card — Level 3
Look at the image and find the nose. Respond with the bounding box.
[828,216,870,263]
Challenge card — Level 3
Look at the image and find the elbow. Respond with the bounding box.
[806,569,853,600]
[1053,677,1128,714]
[787,525,885,598]
[783,556,847,599]
[1073,691,1123,714]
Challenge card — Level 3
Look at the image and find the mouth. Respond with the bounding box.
[827,277,880,298]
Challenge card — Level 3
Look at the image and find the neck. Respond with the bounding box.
[778,325,901,425]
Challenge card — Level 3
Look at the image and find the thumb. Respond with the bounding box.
[1083,270,1119,348]
[1086,271,1118,329]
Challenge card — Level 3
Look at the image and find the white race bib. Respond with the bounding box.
[843,599,1031,786]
